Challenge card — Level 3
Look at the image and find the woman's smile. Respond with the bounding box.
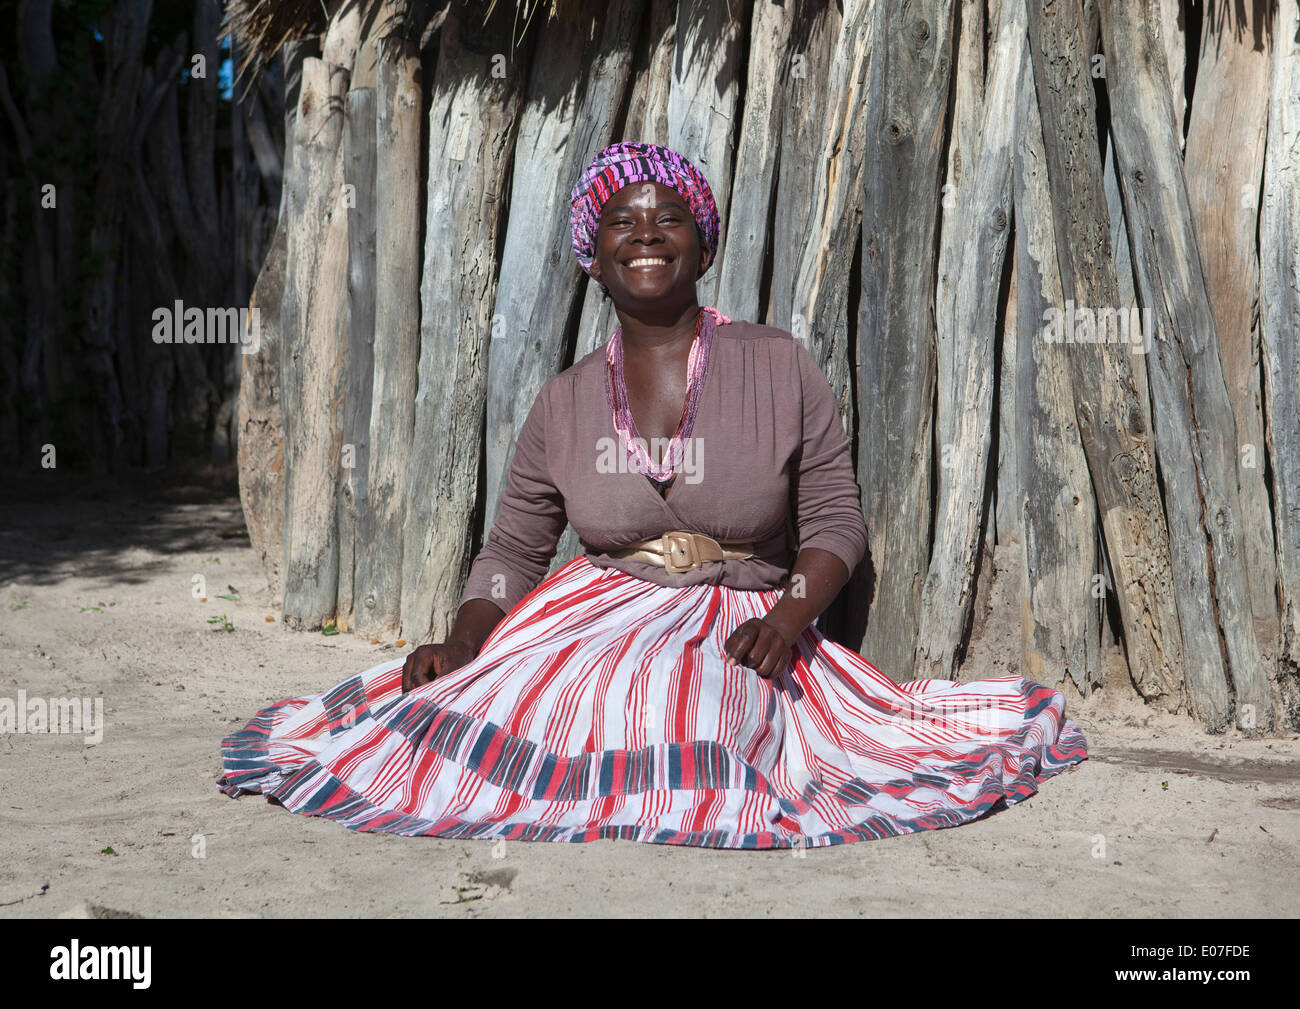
[620,253,677,284]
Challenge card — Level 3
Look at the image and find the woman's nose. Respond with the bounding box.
[628,216,665,244]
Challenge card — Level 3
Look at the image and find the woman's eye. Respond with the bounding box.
[604,214,680,228]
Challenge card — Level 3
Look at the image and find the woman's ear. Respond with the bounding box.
[693,221,713,277]
[697,245,714,277]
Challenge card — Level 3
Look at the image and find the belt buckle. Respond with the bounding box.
[661,531,700,573]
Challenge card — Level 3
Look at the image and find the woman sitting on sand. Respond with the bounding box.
[218,141,1086,849]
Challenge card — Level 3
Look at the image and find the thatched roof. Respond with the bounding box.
[225,0,572,75]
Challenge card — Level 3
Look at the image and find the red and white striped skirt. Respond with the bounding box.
[219,556,1087,849]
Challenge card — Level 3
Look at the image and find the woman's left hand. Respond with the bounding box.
[724,617,795,680]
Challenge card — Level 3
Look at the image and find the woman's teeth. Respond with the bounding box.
[627,257,669,267]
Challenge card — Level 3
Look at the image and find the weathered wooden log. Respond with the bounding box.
[1100,0,1270,731]
[351,29,380,91]
[337,13,386,637]
[231,41,253,314]
[352,37,422,636]
[856,0,952,680]
[1183,4,1276,622]
[954,0,1013,553]
[280,52,353,629]
[16,0,56,84]
[789,0,876,423]
[914,0,1020,681]
[667,0,742,311]
[965,0,1005,655]
[768,0,838,331]
[715,0,792,324]
[399,4,530,644]
[483,0,640,532]
[952,0,1015,555]
[242,79,284,198]
[0,166,16,465]
[238,40,311,600]
[1097,0,1151,648]
[0,66,40,459]
[1011,41,1101,693]
[1080,0,1098,56]
[321,1,362,71]
[42,0,83,445]
[1024,0,1185,709]
[622,0,674,149]
[1099,133,1151,652]
[186,0,222,303]
[1102,137,1151,436]
[1259,1,1300,727]
[118,63,161,462]
[938,0,985,370]
[83,0,153,474]
[996,236,1019,548]
[129,54,197,468]
[325,44,380,636]
[335,86,377,633]
[7,2,61,463]
[150,40,210,270]
[239,222,288,595]
[222,36,258,467]
[1148,0,1185,148]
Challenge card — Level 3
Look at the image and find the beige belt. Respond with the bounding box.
[609,529,756,574]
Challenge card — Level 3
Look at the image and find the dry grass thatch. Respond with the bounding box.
[224,0,572,75]
[225,0,332,70]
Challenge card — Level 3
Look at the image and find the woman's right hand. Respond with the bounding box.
[401,640,475,692]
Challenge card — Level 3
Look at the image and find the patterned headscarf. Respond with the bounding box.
[569,141,721,284]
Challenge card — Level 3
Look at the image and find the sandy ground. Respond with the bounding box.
[1,470,1297,919]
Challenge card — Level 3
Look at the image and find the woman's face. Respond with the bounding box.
[589,181,713,307]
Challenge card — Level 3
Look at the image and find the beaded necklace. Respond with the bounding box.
[604,306,730,483]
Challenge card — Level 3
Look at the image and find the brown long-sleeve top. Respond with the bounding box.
[458,318,868,617]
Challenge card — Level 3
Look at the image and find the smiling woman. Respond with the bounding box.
[218,140,1088,849]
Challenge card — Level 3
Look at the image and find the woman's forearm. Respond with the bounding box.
[446,598,508,658]
[759,546,852,645]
